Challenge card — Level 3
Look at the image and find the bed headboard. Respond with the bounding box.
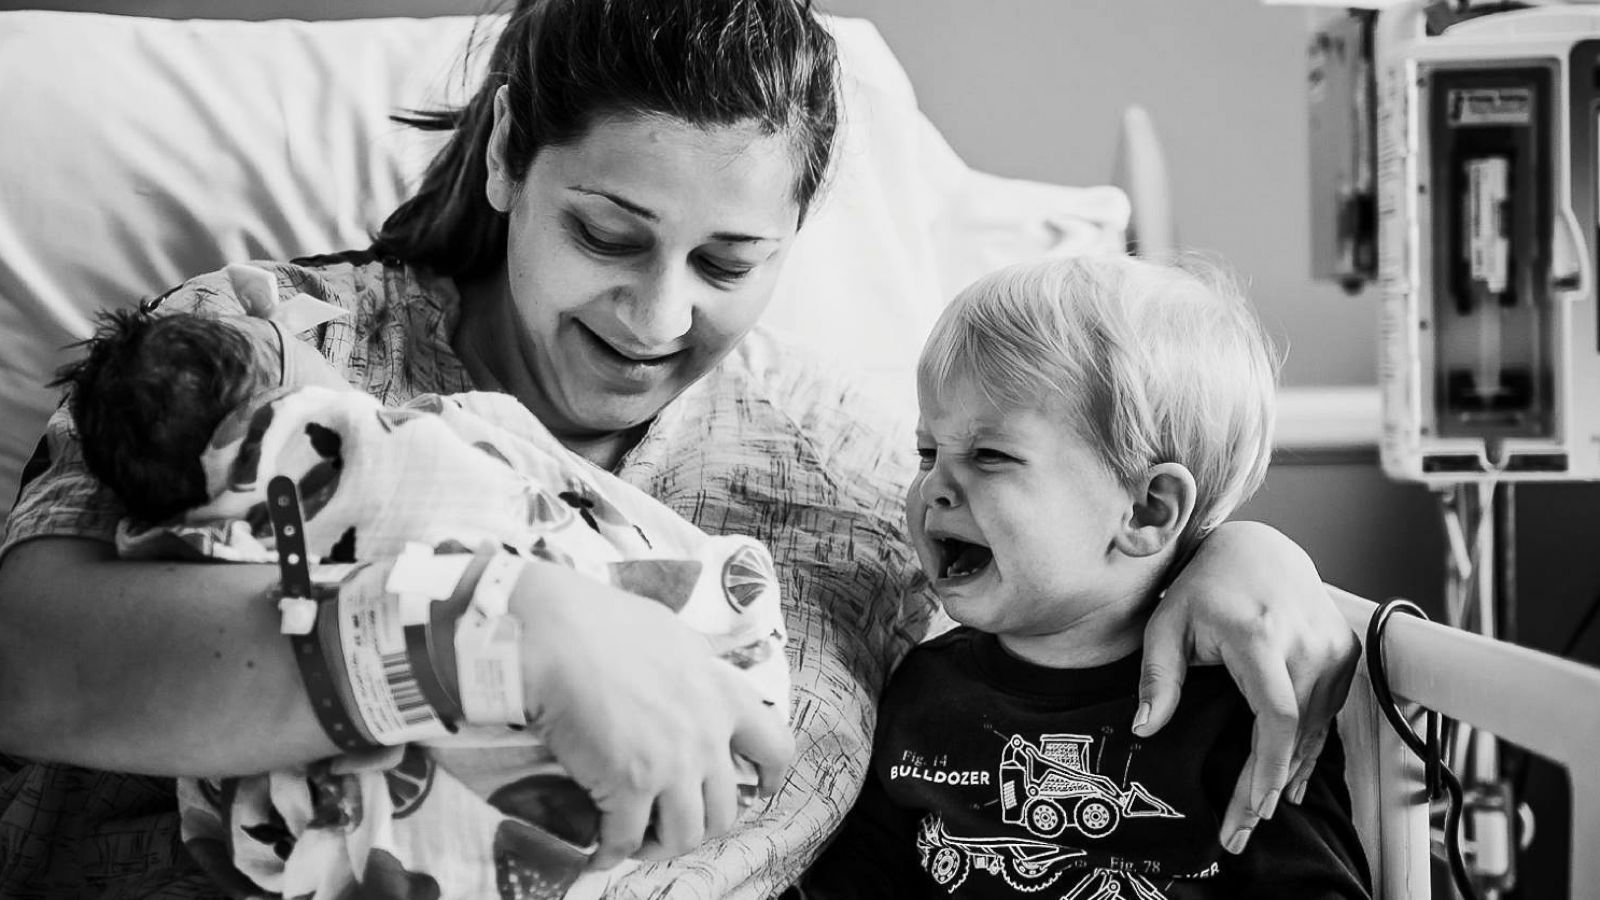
[0,9,1132,524]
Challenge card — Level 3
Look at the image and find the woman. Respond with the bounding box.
[0,0,1356,896]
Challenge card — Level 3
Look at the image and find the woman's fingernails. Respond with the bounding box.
[1289,780,1309,805]
[1132,702,1151,735]
[1225,826,1254,855]
[1257,787,1281,820]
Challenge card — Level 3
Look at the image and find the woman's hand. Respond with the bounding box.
[510,558,794,870]
[1135,521,1359,854]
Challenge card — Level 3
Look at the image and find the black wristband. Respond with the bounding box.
[289,582,383,753]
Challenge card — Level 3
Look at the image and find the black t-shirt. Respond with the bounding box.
[807,627,1372,899]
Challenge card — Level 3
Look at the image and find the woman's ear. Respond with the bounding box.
[1114,462,1197,559]
[486,84,517,214]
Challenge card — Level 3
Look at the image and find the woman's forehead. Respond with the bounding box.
[532,114,801,234]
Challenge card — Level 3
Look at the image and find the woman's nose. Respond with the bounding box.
[616,263,694,347]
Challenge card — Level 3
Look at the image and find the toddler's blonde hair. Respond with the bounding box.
[917,253,1279,544]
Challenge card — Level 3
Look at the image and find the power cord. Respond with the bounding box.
[1366,598,1482,900]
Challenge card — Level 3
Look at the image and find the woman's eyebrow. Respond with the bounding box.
[569,185,780,244]
[709,231,779,245]
[570,185,658,221]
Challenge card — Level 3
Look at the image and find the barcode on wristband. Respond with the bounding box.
[381,650,436,727]
[338,566,450,744]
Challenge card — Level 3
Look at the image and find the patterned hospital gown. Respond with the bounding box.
[0,250,935,899]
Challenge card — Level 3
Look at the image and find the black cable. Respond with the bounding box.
[1366,598,1482,900]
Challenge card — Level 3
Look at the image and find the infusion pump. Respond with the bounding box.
[1311,3,1600,483]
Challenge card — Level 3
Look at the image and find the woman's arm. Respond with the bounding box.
[0,537,793,869]
[0,537,337,775]
[1135,521,1361,853]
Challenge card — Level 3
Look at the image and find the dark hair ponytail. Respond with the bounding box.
[372,0,841,282]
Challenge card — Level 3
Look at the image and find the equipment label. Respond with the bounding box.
[1447,88,1532,127]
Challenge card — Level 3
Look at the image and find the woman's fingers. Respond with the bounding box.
[1218,637,1299,852]
[1219,745,1264,855]
[634,681,782,863]
[1210,594,1360,852]
[702,763,742,843]
[639,781,708,861]
[326,745,406,775]
[1285,619,1360,803]
[592,793,652,870]
[1153,522,1365,848]
[506,558,792,870]
[1285,727,1327,806]
[1135,599,1190,738]
[732,696,796,798]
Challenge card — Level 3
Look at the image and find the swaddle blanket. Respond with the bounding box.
[120,385,788,900]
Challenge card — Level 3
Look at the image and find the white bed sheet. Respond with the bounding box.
[0,10,1128,525]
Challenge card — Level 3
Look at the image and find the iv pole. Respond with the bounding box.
[1438,481,1522,900]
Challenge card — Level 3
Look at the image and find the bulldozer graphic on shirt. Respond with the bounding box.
[915,816,1176,898]
[914,732,1186,895]
[998,733,1181,840]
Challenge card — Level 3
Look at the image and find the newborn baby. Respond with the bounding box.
[56,263,789,899]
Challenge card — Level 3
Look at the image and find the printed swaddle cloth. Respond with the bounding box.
[121,385,788,900]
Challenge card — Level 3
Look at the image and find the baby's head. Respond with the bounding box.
[55,308,346,524]
[909,254,1277,659]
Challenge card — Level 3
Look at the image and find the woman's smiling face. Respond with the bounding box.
[486,102,802,440]
[907,374,1139,642]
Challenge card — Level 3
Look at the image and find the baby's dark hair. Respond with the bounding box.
[53,309,273,524]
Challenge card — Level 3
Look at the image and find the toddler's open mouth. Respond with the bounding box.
[936,537,993,580]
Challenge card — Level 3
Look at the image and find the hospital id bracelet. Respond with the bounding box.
[306,583,385,752]
[265,476,385,753]
[330,551,461,746]
[385,542,531,731]
[277,579,382,754]
[299,549,492,750]
[400,544,529,728]
[402,545,495,730]
[452,550,529,727]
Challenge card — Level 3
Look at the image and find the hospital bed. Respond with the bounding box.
[0,7,1595,898]
[1334,588,1600,898]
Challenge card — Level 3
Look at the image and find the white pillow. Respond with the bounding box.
[0,10,1126,523]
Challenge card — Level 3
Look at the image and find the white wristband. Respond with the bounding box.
[455,552,529,726]
[336,563,453,744]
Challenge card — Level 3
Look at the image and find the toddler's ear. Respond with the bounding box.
[1114,462,1196,559]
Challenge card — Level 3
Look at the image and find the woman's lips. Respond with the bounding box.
[573,321,682,383]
